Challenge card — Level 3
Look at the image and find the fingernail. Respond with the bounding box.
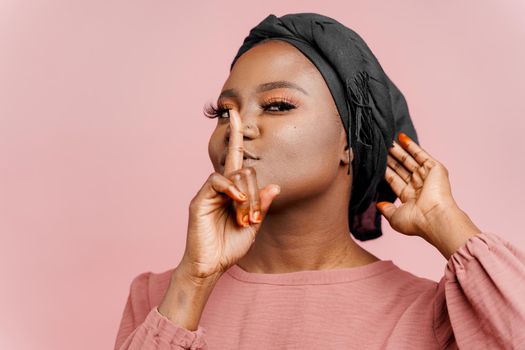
[272,185,281,195]
[238,192,247,200]
[398,132,411,147]
[253,210,261,222]
[242,214,249,226]
[376,201,389,211]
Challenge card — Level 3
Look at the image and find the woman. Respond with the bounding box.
[114,13,525,349]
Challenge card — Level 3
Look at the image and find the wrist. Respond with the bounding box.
[425,205,482,260]
[157,263,221,331]
[176,255,224,285]
[174,261,223,288]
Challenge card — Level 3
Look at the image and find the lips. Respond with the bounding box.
[243,149,259,160]
[220,149,260,166]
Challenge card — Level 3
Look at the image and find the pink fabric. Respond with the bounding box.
[114,232,525,349]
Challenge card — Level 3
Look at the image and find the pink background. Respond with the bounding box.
[1,1,524,349]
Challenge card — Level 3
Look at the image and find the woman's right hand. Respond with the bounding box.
[179,109,280,282]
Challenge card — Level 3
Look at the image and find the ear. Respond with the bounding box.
[341,144,354,165]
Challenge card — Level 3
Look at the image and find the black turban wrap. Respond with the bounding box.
[230,13,419,241]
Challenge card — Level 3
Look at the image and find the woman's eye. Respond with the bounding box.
[206,101,297,120]
[212,108,230,119]
[218,109,230,119]
[263,101,296,113]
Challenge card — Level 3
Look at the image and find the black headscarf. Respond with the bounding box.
[230,13,419,241]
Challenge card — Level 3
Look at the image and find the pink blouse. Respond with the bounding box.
[114,232,525,349]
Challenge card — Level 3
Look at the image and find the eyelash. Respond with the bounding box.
[203,98,298,119]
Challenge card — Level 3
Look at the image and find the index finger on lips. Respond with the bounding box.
[223,109,243,176]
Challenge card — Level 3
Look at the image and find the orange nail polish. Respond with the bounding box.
[242,214,249,226]
[376,201,389,211]
[398,132,411,148]
[238,192,247,200]
[253,210,261,222]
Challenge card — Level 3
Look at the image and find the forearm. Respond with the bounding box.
[157,264,221,331]
[425,204,482,260]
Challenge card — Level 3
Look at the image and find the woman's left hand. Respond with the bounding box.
[376,132,482,259]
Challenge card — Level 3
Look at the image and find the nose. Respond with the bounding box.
[225,119,260,143]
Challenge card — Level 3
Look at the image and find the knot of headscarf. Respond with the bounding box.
[230,13,419,241]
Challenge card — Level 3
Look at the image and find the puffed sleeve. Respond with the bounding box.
[114,272,208,350]
[433,232,525,349]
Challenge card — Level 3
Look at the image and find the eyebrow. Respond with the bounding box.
[218,80,309,100]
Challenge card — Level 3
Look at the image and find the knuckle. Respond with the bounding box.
[242,166,255,176]
[231,173,242,182]
[208,172,221,183]
[188,197,198,211]
[424,158,436,168]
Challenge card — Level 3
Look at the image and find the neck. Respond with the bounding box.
[236,179,379,274]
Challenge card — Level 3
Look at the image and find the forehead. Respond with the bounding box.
[223,40,322,91]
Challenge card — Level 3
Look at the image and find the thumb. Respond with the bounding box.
[258,184,281,221]
[376,201,396,222]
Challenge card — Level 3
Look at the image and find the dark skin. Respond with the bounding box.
[158,39,482,331]
[207,39,483,273]
[207,40,380,273]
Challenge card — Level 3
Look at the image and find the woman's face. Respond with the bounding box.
[208,40,352,207]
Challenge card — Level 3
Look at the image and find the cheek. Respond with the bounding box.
[270,120,341,195]
[277,120,339,166]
